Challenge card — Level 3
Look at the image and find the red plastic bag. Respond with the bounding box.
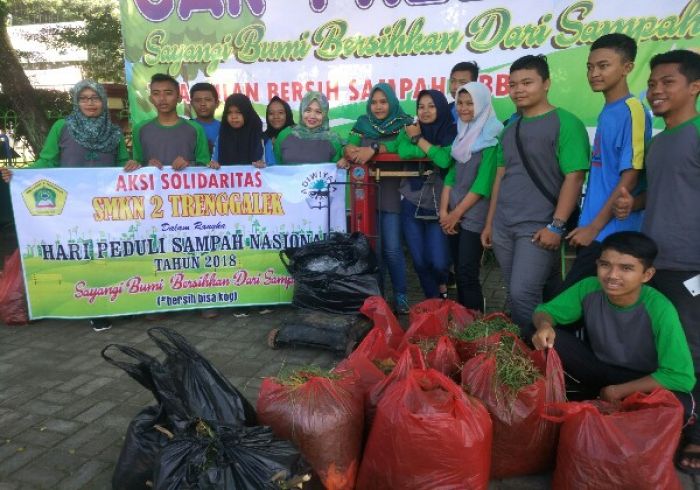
[366,344,426,425]
[407,298,478,338]
[257,372,363,490]
[360,295,404,349]
[543,389,683,490]
[398,310,448,351]
[411,335,461,379]
[335,327,400,403]
[462,336,565,478]
[356,369,492,490]
[0,250,29,325]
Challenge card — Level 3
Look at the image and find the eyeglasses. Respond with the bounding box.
[78,96,101,104]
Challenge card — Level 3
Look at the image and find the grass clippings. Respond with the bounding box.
[449,316,519,342]
[492,340,542,395]
[275,365,341,388]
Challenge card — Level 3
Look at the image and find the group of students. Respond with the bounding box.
[1,32,699,472]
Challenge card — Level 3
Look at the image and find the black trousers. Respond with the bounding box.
[554,327,699,444]
[449,228,484,311]
[559,241,602,294]
[652,269,700,373]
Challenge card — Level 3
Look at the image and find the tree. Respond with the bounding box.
[9,0,125,83]
[31,4,125,83]
[0,3,50,153]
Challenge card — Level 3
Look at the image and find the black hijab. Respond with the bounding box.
[408,90,457,190]
[263,96,295,140]
[218,93,263,165]
[416,89,457,146]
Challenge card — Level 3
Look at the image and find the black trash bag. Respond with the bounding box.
[273,310,372,353]
[281,232,381,314]
[153,419,308,490]
[290,273,382,314]
[282,232,376,277]
[102,345,175,490]
[112,405,170,490]
[147,327,257,429]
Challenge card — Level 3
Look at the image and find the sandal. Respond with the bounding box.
[675,449,700,475]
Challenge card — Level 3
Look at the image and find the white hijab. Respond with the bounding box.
[450,82,502,163]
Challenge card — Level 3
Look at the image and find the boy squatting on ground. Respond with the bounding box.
[614,49,700,472]
[530,231,698,470]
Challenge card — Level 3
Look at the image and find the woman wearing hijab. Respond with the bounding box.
[274,91,345,164]
[342,83,414,313]
[263,96,294,165]
[438,82,501,310]
[0,79,129,332]
[395,89,457,299]
[25,80,128,170]
[210,93,265,168]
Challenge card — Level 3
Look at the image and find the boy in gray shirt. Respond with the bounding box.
[482,55,590,331]
[125,73,210,171]
[615,49,700,473]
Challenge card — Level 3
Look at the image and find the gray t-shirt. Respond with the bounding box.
[132,118,209,165]
[495,108,590,227]
[642,116,700,271]
[581,289,658,373]
[448,148,495,234]
[399,172,444,212]
[280,134,336,164]
[58,125,118,167]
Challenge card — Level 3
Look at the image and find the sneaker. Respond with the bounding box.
[90,318,112,332]
[395,294,410,315]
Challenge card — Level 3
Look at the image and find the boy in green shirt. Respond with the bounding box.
[531,231,696,465]
[482,54,590,331]
[124,73,210,172]
[614,48,700,473]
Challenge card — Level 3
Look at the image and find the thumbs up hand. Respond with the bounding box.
[613,186,634,220]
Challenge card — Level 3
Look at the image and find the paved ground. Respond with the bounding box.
[0,222,696,489]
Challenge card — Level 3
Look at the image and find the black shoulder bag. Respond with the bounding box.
[514,117,580,231]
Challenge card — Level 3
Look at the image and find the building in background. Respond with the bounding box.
[8,21,87,91]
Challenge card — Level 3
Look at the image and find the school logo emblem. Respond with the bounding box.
[300,170,334,209]
[22,179,67,216]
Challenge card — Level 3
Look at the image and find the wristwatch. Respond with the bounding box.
[410,134,421,145]
[370,141,380,154]
[552,217,566,229]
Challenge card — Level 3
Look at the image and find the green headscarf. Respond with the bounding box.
[351,83,413,140]
[64,79,122,153]
[289,91,342,145]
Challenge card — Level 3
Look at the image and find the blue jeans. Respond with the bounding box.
[400,200,449,298]
[379,211,407,296]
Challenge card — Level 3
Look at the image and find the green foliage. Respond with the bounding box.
[9,0,125,83]
[7,0,97,25]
